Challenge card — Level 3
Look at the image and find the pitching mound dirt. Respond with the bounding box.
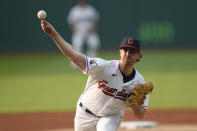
[0,109,197,131]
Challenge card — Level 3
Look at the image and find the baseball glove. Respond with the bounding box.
[125,82,154,106]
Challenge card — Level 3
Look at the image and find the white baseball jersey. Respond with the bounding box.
[79,56,149,117]
[67,4,99,34]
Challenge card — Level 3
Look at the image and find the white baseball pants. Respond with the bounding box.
[74,104,122,131]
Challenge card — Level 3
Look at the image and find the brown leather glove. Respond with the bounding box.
[125,82,154,106]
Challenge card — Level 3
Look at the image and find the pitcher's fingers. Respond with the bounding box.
[41,20,48,29]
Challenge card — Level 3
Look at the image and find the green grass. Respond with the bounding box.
[0,50,197,113]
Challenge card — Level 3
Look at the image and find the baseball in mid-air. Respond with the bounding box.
[37,10,47,20]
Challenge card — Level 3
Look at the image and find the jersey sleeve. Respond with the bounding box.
[83,56,106,75]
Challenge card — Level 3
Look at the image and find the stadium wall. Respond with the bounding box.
[0,0,196,52]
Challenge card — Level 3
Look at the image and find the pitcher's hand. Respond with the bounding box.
[41,20,56,37]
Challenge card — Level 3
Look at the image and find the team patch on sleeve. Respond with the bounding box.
[90,59,97,66]
[86,57,108,74]
[88,58,97,69]
[85,57,98,73]
[86,57,100,73]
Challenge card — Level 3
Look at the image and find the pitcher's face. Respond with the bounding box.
[120,47,141,65]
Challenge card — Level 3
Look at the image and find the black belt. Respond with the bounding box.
[79,103,96,116]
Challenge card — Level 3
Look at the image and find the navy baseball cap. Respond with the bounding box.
[119,37,141,52]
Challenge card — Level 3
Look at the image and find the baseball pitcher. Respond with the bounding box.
[41,20,153,131]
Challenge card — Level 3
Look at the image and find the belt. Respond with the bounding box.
[79,103,96,116]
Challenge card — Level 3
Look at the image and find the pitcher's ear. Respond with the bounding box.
[136,52,142,62]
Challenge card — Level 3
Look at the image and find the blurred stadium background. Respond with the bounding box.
[0,0,197,114]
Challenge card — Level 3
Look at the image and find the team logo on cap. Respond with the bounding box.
[128,38,133,44]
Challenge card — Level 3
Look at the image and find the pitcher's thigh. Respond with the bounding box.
[96,115,122,131]
[74,107,98,131]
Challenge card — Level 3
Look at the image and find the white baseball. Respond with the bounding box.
[37,10,47,20]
